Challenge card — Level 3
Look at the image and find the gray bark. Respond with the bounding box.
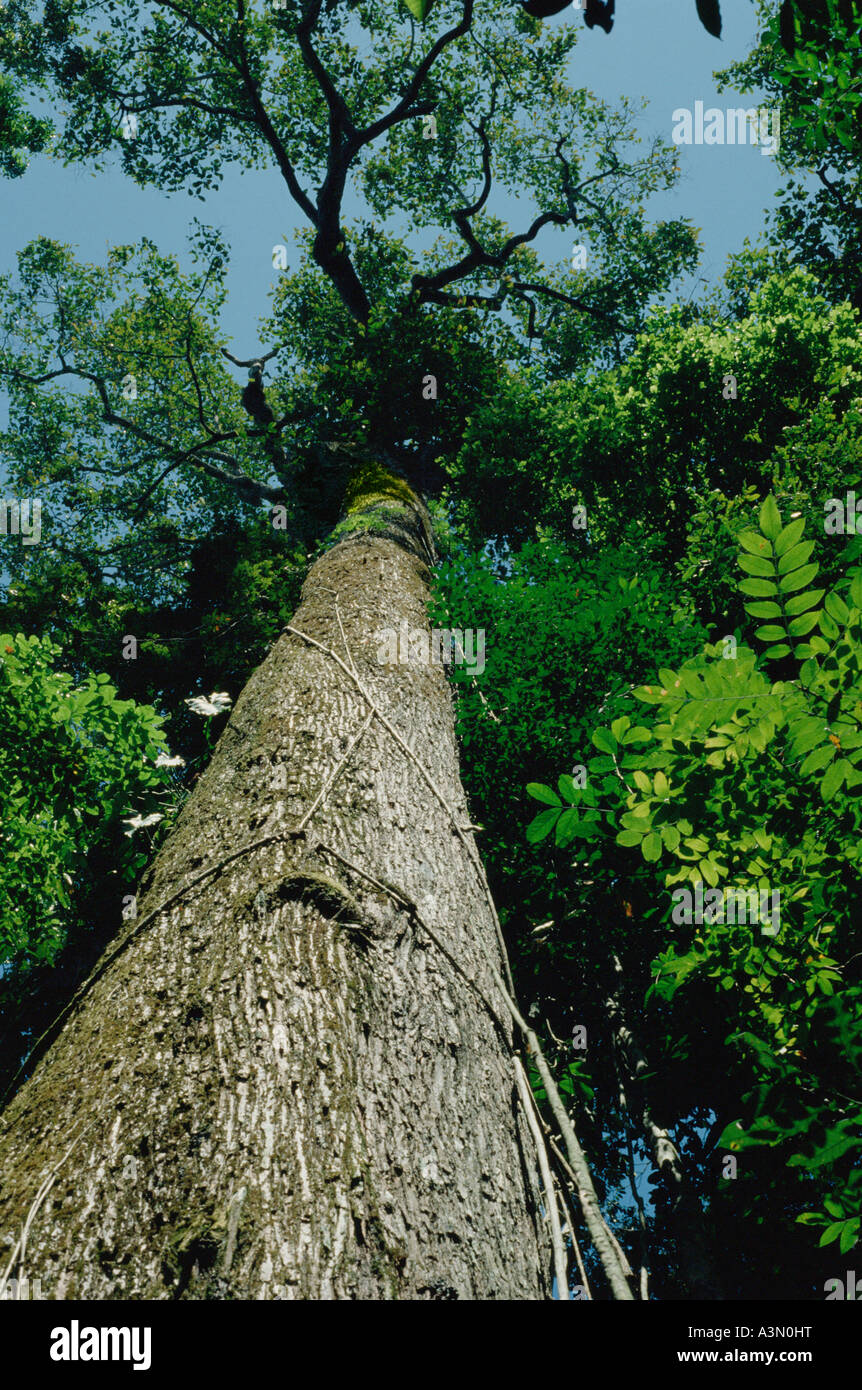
[0,475,550,1300]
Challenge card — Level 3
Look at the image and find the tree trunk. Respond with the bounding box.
[0,464,550,1300]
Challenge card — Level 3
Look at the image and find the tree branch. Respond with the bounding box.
[296,0,359,143]
[6,364,284,505]
[348,0,475,153]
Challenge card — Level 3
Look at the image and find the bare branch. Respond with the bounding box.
[414,288,503,310]
[185,332,211,431]
[154,0,234,61]
[412,204,568,301]
[455,113,495,222]
[817,166,862,222]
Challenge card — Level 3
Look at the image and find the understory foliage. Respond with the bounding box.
[0,632,172,968]
[520,499,862,1293]
[0,634,176,1093]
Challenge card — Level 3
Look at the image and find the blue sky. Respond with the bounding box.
[0,0,787,356]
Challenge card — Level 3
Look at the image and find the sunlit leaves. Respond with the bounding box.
[0,632,173,968]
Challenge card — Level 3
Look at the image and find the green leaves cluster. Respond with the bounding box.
[0,632,173,969]
[527,496,862,1257]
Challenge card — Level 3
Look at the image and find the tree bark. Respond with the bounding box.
[0,465,550,1300]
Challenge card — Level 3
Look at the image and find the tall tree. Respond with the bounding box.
[0,0,694,1297]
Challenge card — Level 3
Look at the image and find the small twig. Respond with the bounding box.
[1,1122,94,1297]
[296,709,374,832]
[515,1057,569,1301]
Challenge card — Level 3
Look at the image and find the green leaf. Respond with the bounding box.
[787,611,820,637]
[745,601,783,619]
[788,1123,862,1169]
[774,517,806,556]
[558,774,578,804]
[718,1118,780,1152]
[661,824,681,851]
[821,758,850,800]
[792,725,826,755]
[402,0,437,19]
[738,530,773,557]
[592,728,618,755]
[623,726,652,744]
[819,1222,846,1247]
[700,858,719,887]
[800,745,836,775]
[759,495,783,541]
[740,578,779,598]
[779,563,820,593]
[555,808,580,846]
[642,830,662,862]
[777,541,815,575]
[739,552,775,578]
[784,589,825,616]
[839,1219,861,1255]
[824,592,851,624]
[527,807,561,843]
[527,783,561,806]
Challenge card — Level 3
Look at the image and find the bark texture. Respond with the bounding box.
[0,468,550,1300]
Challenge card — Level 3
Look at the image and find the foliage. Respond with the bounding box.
[0,70,51,176]
[718,2,862,310]
[450,267,862,562]
[0,631,173,970]
[527,499,862,1286]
